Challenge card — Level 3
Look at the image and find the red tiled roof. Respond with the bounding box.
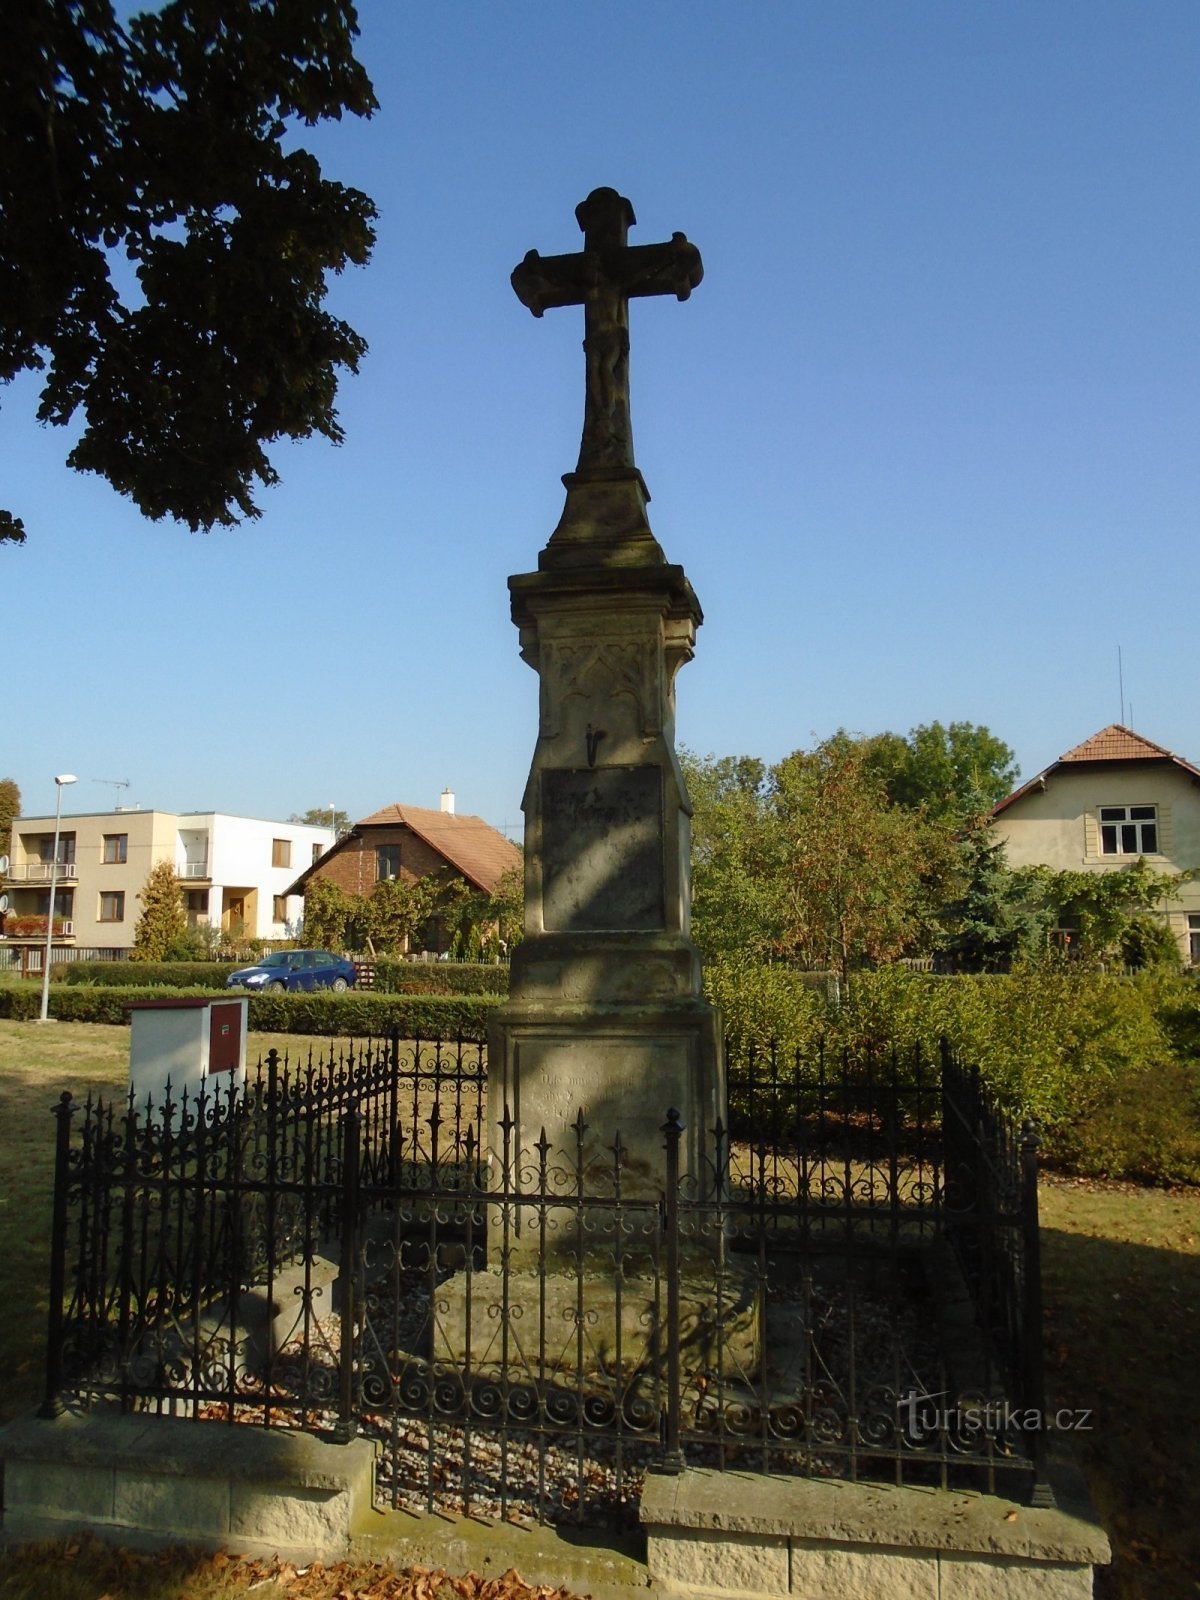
[1058,724,1175,764]
[354,804,521,894]
[284,804,521,898]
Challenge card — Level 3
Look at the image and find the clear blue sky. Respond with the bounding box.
[6,1,1198,834]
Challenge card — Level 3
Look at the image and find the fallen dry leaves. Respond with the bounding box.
[0,1537,590,1600]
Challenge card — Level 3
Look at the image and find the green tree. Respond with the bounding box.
[441,860,527,962]
[0,777,19,860]
[487,862,525,955]
[770,737,953,983]
[130,859,188,960]
[1026,859,1189,968]
[682,751,784,961]
[289,807,351,835]
[862,721,1018,821]
[0,777,19,929]
[301,874,354,949]
[362,874,442,956]
[936,812,1050,971]
[0,0,377,543]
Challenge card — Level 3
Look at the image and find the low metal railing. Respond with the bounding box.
[40,1035,1048,1523]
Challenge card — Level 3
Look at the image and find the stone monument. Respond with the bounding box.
[491,187,725,1243]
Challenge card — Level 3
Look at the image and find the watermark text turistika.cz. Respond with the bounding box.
[899,1390,1093,1436]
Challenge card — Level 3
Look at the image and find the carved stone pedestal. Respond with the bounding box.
[486,479,725,1238]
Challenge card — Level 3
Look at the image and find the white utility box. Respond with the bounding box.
[128,996,249,1107]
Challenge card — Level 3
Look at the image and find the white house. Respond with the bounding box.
[2,808,334,950]
[991,724,1200,964]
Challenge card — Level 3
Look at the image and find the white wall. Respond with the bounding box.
[3,809,334,950]
[203,815,333,937]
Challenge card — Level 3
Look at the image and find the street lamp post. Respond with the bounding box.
[38,774,76,1024]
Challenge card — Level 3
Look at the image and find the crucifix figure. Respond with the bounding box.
[512,188,703,473]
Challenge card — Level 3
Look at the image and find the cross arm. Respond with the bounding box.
[512,235,703,318]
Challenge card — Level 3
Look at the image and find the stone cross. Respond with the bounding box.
[511,188,703,474]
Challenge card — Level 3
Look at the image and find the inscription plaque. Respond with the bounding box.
[541,766,665,931]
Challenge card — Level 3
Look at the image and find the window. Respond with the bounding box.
[185,890,209,915]
[38,833,75,866]
[102,833,128,864]
[39,890,74,920]
[1099,805,1158,855]
[273,895,288,922]
[272,838,291,869]
[99,891,125,923]
[377,844,401,881]
[1190,915,1200,967]
[312,842,323,864]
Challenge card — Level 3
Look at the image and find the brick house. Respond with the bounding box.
[990,724,1200,964]
[285,795,521,953]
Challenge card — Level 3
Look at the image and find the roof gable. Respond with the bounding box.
[992,724,1200,818]
[286,804,521,897]
[1059,725,1175,764]
[357,805,521,894]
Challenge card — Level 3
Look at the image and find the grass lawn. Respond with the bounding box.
[1039,1172,1200,1600]
[1,1020,1198,1599]
[0,1020,353,1425]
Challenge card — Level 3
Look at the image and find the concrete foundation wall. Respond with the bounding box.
[3,1417,1110,1598]
[1,1413,376,1564]
[641,1467,1109,1600]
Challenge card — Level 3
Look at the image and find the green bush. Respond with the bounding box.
[243,990,498,1040]
[0,983,40,1019]
[702,957,826,1052]
[705,960,1200,1185]
[63,961,239,988]
[1050,1055,1200,1185]
[1159,983,1200,1060]
[369,960,510,996]
[943,968,1174,1128]
[0,981,499,1040]
[828,968,957,1060]
[0,982,214,1023]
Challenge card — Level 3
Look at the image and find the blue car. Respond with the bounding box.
[226,949,357,993]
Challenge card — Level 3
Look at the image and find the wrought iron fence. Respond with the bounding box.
[40,1033,1049,1524]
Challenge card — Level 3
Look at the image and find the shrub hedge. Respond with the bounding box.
[6,960,1198,1185]
[61,958,514,997]
[63,961,240,987]
[244,990,497,1040]
[0,982,498,1040]
[703,961,1200,1186]
[369,961,510,996]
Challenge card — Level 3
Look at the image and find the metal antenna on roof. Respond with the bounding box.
[1118,646,1125,726]
[94,778,131,810]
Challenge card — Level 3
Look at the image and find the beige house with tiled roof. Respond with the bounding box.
[285,792,521,952]
[991,725,1200,962]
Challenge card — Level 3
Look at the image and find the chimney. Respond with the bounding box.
[440,788,455,815]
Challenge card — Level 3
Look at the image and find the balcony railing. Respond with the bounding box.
[179,861,211,879]
[7,863,78,883]
[1,917,73,939]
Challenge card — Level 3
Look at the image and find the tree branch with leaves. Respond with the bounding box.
[0,0,377,542]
